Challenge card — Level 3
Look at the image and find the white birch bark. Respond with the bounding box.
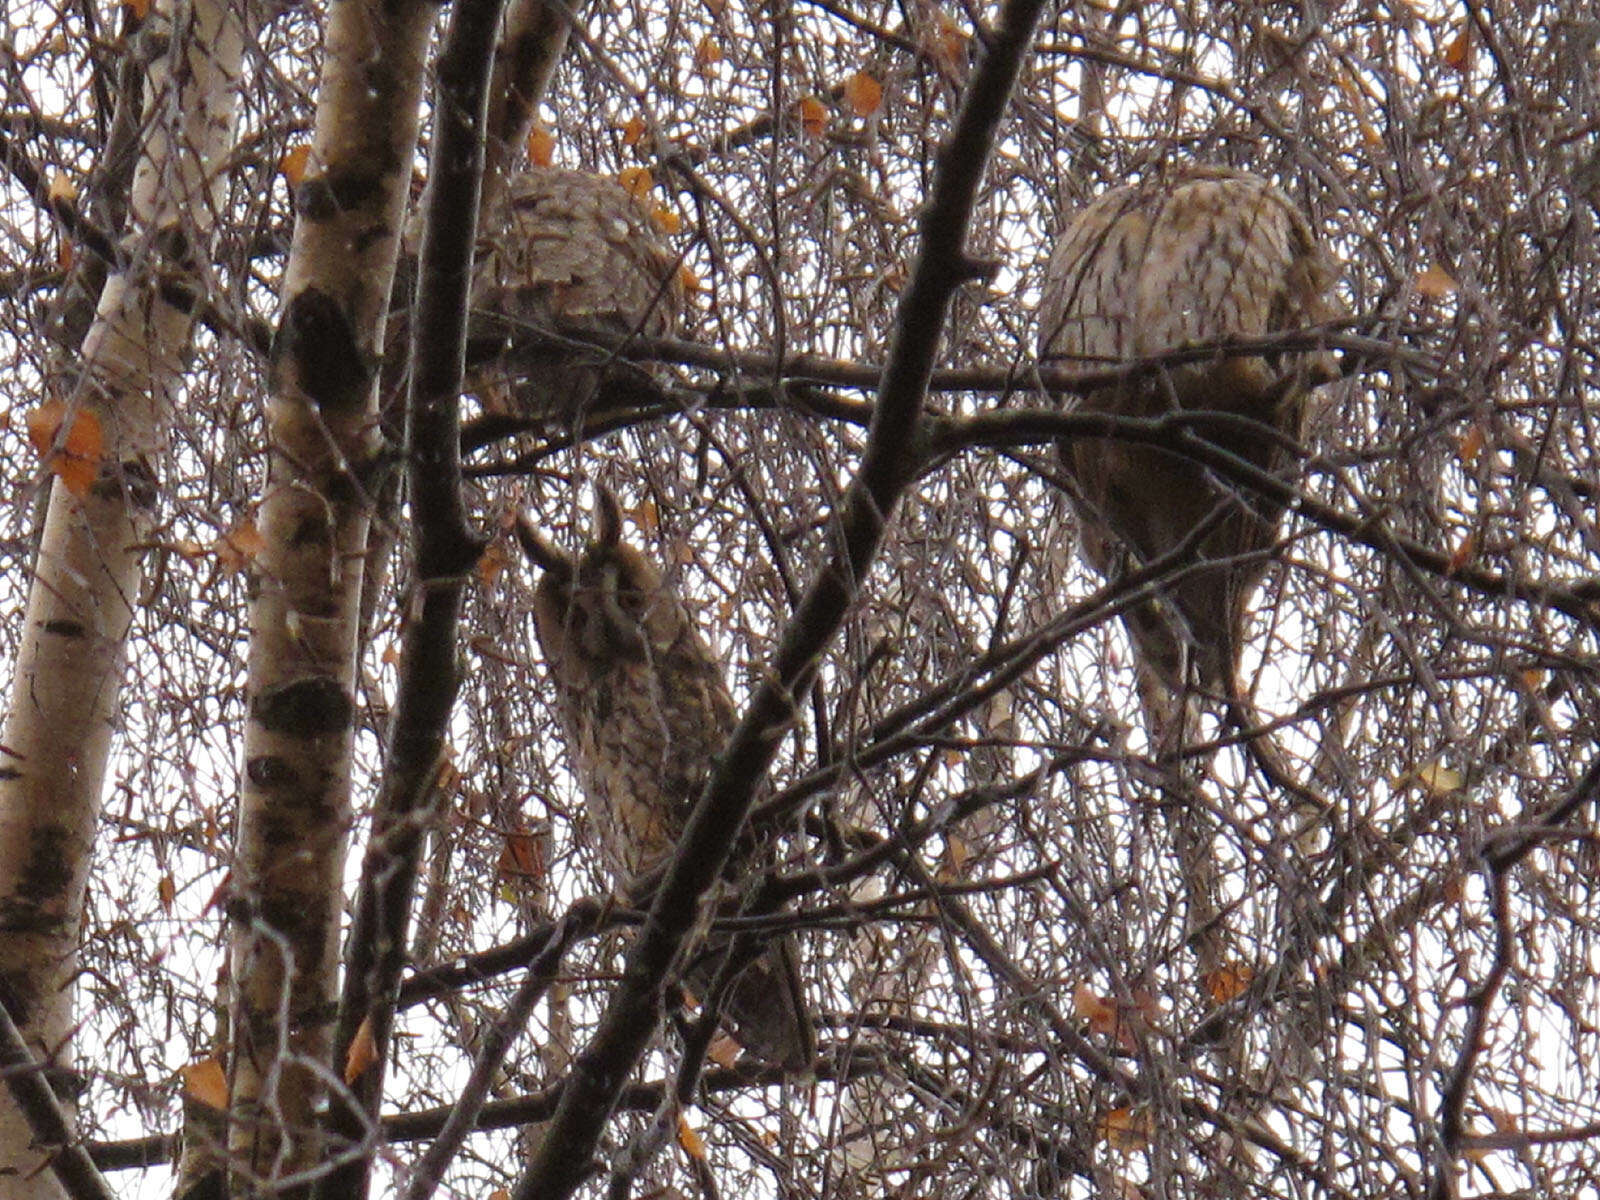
[0,0,245,1190]
[224,0,436,1185]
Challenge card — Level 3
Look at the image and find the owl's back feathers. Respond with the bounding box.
[470,168,683,420]
[1038,169,1340,695]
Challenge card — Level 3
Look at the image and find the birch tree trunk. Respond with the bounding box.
[0,0,245,1190]
[225,0,435,1187]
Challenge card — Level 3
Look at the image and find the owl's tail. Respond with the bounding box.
[687,931,813,1072]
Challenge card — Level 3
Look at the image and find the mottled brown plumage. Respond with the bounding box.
[1038,169,1339,697]
[517,492,811,1069]
[469,167,682,420]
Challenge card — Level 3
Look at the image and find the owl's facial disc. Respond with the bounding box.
[597,561,650,660]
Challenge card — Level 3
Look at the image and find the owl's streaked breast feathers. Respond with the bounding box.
[524,503,734,882]
[517,493,811,1069]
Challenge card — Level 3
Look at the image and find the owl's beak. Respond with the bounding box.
[597,562,649,660]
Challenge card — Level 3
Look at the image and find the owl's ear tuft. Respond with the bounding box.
[592,484,626,550]
[514,514,573,576]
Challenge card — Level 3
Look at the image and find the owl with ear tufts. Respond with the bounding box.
[468,167,683,422]
[515,490,812,1070]
[1037,168,1341,705]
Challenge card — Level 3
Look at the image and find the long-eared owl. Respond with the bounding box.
[517,490,811,1069]
[469,167,683,421]
[1037,168,1340,698]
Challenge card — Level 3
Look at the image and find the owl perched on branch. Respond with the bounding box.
[469,167,683,421]
[1037,169,1340,701]
[516,491,812,1070]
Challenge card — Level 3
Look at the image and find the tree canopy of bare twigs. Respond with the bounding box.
[2,0,1599,1198]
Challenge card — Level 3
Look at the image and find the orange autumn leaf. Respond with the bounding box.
[620,115,647,148]
[25,399,97,454]
[498,825,542,884]
[1100,1106,1150,1152]
[1073,982,1147,1051]
[618,166,653,201]
[1415,264,1458,299]
[1334,69,1384,149]
[930,12,969,72]
[54,450,100,496]
[434,750,461,795]
[1203,963,1254,1004]
[23,402,58,453]
[1077,984,1132,1038]
[213,518,264,575]
[122,0,152,19]
[694,34,723,68]
[157,873,177,913]
[27,401,103,495]
[1073,982,1117,1030]
[1446,533,1477,574]
[47,172,77,205]
[526,126,555,167]
[477,538,510,588]
[707,1032,742,1068]
[1486,1105,1518,1135]
[1457,422,1486,466]
[677,263,704,294]
[843,71,884,117]
[181,1058,228,1110]
[677,1114,707,1160]
[628,497,660,531]
[278,145,311,186]
[650,206,682,235]
[797,95,828,138]
[344,1015,379,1083]
[941,832,971,880]
[1442,25,1471,71]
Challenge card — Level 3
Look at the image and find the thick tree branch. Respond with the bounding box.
[935,406,1600,629]
[89,1049,895,1172]
[0,989,115,1200]
[469,319,1426,404]
[314,0,503,1193]
[1429,861,1513,1200]
[480,0,585,216]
